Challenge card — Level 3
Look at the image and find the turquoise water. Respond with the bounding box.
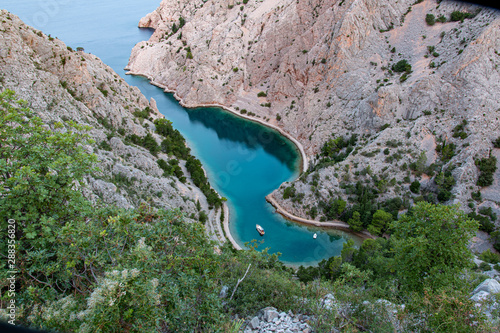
[4,0,359,265]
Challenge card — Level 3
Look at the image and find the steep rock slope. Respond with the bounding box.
[127,1,500,228]
[0,10,225,243]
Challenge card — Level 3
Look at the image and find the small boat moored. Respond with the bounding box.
[256,224,265,236]
[313,233,317,239]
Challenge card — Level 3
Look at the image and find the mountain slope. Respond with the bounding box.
[126,0,500,232]
[0,10,226,243]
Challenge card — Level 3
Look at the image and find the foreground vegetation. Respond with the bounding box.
[1,90,498,332]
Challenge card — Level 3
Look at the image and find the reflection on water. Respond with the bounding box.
[186,107,298,171]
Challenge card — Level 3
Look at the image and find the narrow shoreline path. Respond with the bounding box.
[265,194,375,240]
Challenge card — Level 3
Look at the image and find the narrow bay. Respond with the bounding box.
[4,0,361,265]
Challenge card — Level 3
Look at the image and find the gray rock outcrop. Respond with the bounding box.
[244,307,312,333]
[470,278,500,323]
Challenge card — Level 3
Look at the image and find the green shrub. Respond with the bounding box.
[437,15,447,23]
[493,136,500,148]
[392,59,412,73]
[478,206,497,221]
[472,191,482,201]
[99,140,112,151]
[320,197,347,220]
[367,209,392,236]
[468,212,495,233]
[479,261,492,271]
[425,13,435,25]
[450,11,471,22]
[380,123,390,131]
[198,210,208,223]
[476,155,497,187]
[283,186,296,199]
[257,91,267,97]
[185,156,222,209]
[479,249,500,264]
[410,180,420,194]
[133,106,152,119]
[157,158,173,176]
[392,202,478,292]
[155,118,191,159]
[347,211,363,232]
[316,134,357,169]
[436,141,456,162]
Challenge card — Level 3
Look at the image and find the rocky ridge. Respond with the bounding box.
[127,0,500,239]
[0,10,225,244]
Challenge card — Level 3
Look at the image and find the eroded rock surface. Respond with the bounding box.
[0,11,225,244]
[127,0,500,233]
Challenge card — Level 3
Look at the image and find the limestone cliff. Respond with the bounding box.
[127,0,500,228]
[0,10,225,243]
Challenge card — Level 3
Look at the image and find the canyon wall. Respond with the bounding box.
[127,0,500,225]
[0,10,225,243]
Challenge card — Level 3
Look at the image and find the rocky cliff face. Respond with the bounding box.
[0,10,225,243]
[127,0,500,228]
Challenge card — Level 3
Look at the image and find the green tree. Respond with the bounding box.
[347,211,363,232]
[0,89,97,240]
[392,59,412,73]
[391,202,478,292]
[410,180,420,194]
[476,154,497,187]
[425,13,436,25]
[367,209,392,236]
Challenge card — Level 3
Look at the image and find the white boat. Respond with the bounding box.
[256,224,265,236]
[313,233,317,239]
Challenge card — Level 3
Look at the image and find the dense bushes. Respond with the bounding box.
[132,106,152,120]
[157,158,186,182]
[282,185,296,199]
[434,169,456,202]
[319,197,346,220]
[297,203,489,331]
[155,118,191,159]
[450,10,471,22]
[493,136,500,148]
[476,154,498,187]
[410,180,420,193]
[425,13,435,25]
[436,140,456,162]
[392,59,412,73]
[313,134,357,171]
[126,132,160,156]
[185,156,223,209]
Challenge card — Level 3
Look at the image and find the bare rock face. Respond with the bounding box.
[127,0,500,229]
[0,11,225,244]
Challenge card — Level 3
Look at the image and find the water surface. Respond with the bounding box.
[4,0,361,265]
